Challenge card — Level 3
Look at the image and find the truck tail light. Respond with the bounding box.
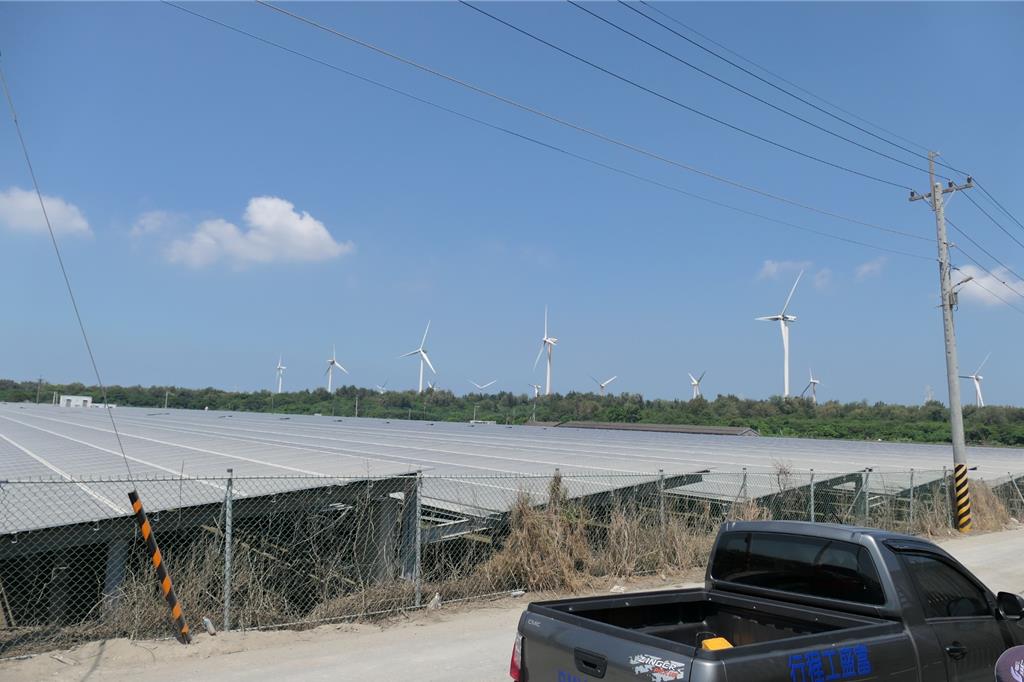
[509,632,523,680]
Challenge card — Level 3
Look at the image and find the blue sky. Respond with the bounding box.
[1,2,1022,404]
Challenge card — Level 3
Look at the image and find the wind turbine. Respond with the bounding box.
[275,356,286,394]
[400,321,436,394]
[590,375,617,396]
[528,383,542,399]
[801,368,820,404]
[756,270,803,397]
[325,345,348,392]
[959,353,991,407]
[688,371,706,399]
[469,379,497,392]
[533,306,558,396]
[375,379,389,395]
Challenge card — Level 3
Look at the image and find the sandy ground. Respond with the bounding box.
[3,527,1022,682]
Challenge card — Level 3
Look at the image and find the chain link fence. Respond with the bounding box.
[1,467,1022,657]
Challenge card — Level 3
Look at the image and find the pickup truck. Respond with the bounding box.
[511,520,1024,682]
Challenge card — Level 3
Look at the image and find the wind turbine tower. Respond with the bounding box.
[400,321,436,394]
[533,306,558,396]
[275,356,286,394]
[756,271,803,397]
[801,368,820,404]
[591,375,617,396]
[325,346,348,392]
[959,353,991,407]
[688,371,706,399]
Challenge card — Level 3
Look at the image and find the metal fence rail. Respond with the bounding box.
[0,467,1020,658]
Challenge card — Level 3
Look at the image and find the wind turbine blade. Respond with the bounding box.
[698,371,706,382]
[325,366,331,376]
[482,380,496,389]
[399,350,420,358]
[533,343,545,371]
[781,270,803,316]
[544,305,548,339]
[589,375,599,385]
[421,351,436,374]
[421,320,431,349]
[976,352,991,374]
[605,376,617,386]
[688,373,697,384]
[338,364,349,374]
[755,316,778,322]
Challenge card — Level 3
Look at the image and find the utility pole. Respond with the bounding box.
[36,377,42,404]
[164,390,170,410]
[355,395,359,418]
[910,152,974,533]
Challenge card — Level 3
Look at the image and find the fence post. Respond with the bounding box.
[862,469,871,522]
[658,469,665,531]
[809,469,815,523]
[414,471,422,608]
[908,469,915,529]
[223,468,233,632]
[741,468,748,501]
[1010,472,1024,510]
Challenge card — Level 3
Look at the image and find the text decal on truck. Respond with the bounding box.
[628,653,686,681]
[788,644,872,681]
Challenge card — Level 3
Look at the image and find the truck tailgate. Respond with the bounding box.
[519,610,694,681]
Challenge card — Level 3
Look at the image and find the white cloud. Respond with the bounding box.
[813,268,832,290]
[955,265,1024,307]
[166,196,354,268]
[0,186,90,236]
[131,210,177,237]
[758,259,811,279]
[855,256,887,280]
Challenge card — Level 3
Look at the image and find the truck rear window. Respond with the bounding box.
[710,532,885,606]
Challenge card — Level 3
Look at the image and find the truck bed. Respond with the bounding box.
[531,587,891,656]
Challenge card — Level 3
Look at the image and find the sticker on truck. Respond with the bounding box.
[628,653,686,681]
[788,644,872,681]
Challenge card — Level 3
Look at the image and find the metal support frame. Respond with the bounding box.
[223,468,233,632]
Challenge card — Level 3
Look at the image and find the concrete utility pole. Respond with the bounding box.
[910,152,974,533]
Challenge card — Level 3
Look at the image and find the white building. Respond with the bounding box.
[59,395,92,408]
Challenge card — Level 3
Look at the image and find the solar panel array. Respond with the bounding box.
[1,403,1022,532]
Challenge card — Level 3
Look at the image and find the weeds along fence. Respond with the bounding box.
[0,468,1021,657]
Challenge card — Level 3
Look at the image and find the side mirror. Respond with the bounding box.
[997,592,1024,620]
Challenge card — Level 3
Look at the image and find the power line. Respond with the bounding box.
[963,191,1024,251]
[459,1,913,190]
[946,218,1024,301]
[973,179,1024,235]
[248,1,929,243]
[635,1,937,158]
[950,264,1024,316]
[569,1,936,180]
[629,3,1024,253]
[162,2,932,262]
[0,58,137,482]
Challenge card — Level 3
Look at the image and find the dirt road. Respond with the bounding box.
[4,527,1022,681]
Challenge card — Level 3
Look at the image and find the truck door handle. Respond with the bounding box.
[944,642,968,660]
[574,648,607,678]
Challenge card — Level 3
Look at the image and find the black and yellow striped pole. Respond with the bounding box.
[128,490,192,643]
[953,465,972,533]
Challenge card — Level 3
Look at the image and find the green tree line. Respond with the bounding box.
[3,378,1023,446]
